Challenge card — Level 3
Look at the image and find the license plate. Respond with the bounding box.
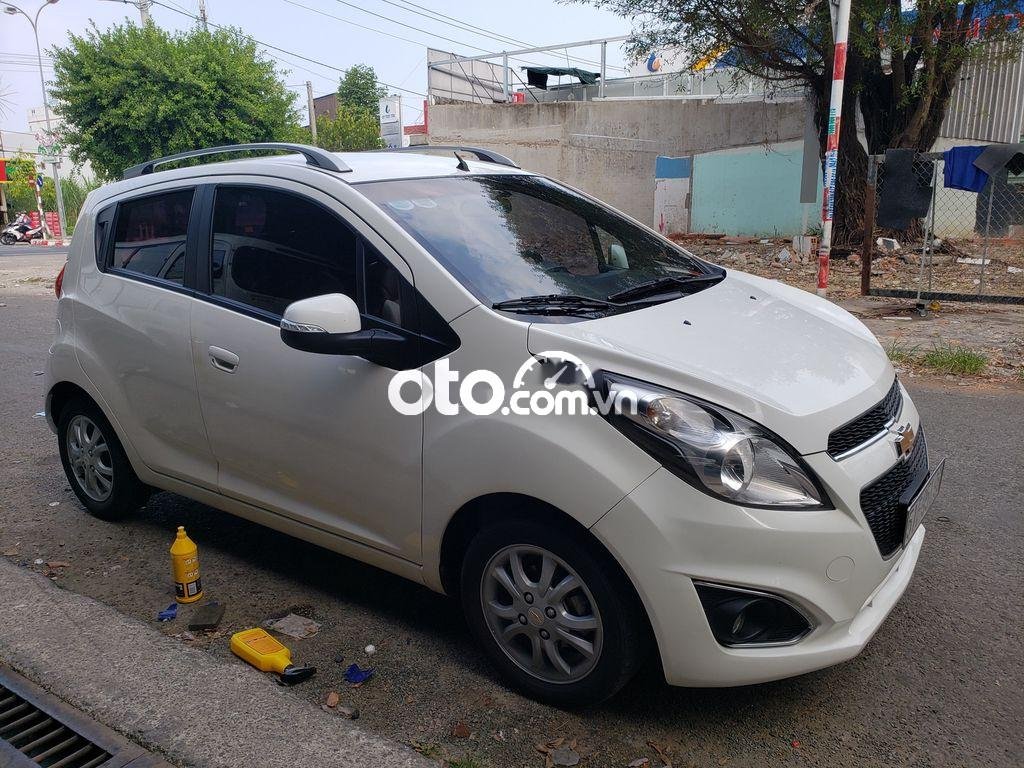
[903,458,945,546]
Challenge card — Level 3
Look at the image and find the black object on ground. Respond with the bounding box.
[279,664,317,686]
[188,601,225,631]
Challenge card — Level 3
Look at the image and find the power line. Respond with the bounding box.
[281,0,568,78]
[281,0,445,51]
[378,0,625,71]
[147,0,427,97]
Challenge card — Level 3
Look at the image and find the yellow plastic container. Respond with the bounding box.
[230,628,316,685]
[169,526,203,603]
[231,628,292,674]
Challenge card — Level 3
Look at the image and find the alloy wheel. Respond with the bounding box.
[480,544,603,684]
[66,414,114,502]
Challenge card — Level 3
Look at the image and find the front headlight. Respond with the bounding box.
[595,373,830,510]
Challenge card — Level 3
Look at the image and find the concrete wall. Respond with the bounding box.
[691,140,823,237]
[428,98,807,225]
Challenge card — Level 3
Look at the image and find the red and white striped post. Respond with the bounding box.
[817,0,853,298]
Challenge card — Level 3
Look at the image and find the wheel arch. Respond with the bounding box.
[47,380,96,430]
[438,494,653,640]
[47,380,147,478]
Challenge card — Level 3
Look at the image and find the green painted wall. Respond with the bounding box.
[691,142,823,236]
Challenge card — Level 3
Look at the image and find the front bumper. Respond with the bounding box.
[591,389,935,687]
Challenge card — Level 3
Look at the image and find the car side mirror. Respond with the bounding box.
[280,293,407,368]
[281,293,362,336]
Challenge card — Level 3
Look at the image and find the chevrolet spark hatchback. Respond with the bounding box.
[45,144,944,705]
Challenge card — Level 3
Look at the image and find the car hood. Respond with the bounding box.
[527,271,895,455]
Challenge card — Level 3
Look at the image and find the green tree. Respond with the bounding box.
[575,0,1022,243]
[2,155,47,219]
[49,22,299,179]
[311,107,386,152]
[338,64,388,115]
[59,172,103,232]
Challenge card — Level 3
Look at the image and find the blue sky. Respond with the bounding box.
[1,0,633,132]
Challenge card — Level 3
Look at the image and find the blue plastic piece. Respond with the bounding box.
[344,663,374,684]
[157,603,178,622]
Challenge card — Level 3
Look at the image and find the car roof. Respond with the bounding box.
[333,151,529,183]
[90,149,530,206]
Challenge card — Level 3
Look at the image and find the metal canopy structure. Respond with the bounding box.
[428,35,629,102]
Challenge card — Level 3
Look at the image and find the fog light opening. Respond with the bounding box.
[695,582,812,647]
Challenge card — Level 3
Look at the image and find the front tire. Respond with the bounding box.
[57,397,149,520]
[461,518,646,706]
[0,233,16,245]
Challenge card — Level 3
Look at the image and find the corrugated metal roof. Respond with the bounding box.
[942,39,1024,143]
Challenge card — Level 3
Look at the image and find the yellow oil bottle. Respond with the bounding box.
[170,526,203,603]
[230,628,316,685]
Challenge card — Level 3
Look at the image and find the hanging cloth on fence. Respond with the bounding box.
[942,146,989,193]
[877,148,934,231]
[521,66,600,90]
[973,142,1024,176]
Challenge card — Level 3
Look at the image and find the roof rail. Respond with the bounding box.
[374,146,520,169]
[121,143,351,180]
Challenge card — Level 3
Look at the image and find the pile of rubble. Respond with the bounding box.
[670,232,1024,300]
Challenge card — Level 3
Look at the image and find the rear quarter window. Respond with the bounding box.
[110,188,194,285]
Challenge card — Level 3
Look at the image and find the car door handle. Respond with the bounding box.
[208,346,239,373]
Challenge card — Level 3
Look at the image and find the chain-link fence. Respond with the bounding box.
[863,150,1024,303]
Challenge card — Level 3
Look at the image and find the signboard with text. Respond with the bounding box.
[379,96,403,149]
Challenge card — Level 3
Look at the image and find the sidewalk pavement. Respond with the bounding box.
[0,559,433,768]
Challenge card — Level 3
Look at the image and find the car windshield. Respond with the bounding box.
[358,175,720,314]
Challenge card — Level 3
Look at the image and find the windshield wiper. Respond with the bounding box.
[492,294,616,316]
[606,274,723,304]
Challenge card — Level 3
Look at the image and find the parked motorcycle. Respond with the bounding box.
[0,222,44,245]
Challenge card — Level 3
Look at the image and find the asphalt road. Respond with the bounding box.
[0,244,68,259]
[1,292,1021,768]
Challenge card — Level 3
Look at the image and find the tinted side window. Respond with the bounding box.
[112,189,194,285]
[210,186,358,316]
[364,247,405,328]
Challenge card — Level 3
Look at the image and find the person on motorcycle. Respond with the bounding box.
[14,211,31,235]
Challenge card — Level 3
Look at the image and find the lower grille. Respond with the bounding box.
[859,429,929,557]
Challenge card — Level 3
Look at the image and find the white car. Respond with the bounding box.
[44,143,943,705]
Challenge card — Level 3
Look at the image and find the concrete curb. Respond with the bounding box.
[0,560,433,768]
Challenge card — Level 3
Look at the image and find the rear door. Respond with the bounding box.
[188,180,425,562]
[74,184,217,489]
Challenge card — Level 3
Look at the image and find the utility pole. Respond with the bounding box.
[306,81,318,143]
[816,0,852,298]
[4,1,67,241]
[197,0,208,31]
[138,0,151,24]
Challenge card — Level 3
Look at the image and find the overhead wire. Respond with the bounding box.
[147,0,428,97]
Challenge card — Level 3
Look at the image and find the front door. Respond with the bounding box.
[189,181,423,562]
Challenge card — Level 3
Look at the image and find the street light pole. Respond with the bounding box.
[5,0,67,241]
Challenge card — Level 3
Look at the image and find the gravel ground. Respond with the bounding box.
[2,257,1023,767]
[676,235,1024,299]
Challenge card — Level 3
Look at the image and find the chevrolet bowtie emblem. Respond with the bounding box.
[892,423,915,458]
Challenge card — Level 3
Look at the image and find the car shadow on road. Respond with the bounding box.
[132,490,831,716]
[135,489,469,637]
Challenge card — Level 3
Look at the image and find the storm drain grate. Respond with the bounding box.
[0,666,170,768]
[0,681,112,767]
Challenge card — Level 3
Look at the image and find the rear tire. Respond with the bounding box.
[57,397,150,521]
[460,517,647,706]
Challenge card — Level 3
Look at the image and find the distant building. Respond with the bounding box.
[305,93,338,128]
